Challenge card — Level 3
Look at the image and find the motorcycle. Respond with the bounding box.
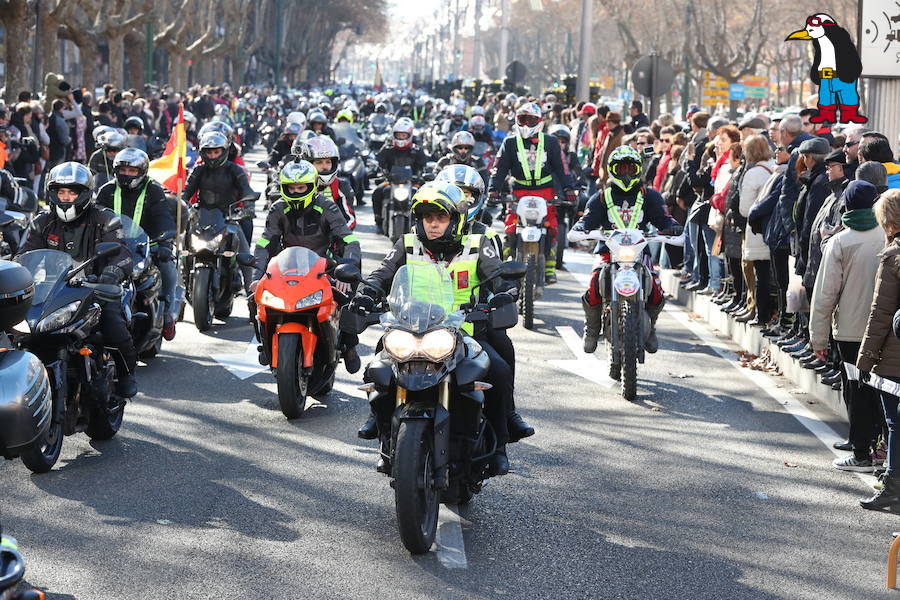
[251,247,347,419]
[473,141,495,173]
[0,185,38,258]
[554,194,579,271]
[119,216,176,359]
[0,260,53,473]
[567,227,684,401]
[336,259,525,555]
[382,165,415,244]
[333,123,369,206]
[367,115,391,153]
[237,121,258,154]
[12,243,128,472]
[182,200,251,332]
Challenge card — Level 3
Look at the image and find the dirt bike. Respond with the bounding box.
[568,227,684,401]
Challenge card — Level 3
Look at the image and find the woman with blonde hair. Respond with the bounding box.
[738,135,776,325]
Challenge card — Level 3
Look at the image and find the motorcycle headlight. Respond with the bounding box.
[393,186,410,201]
[295,290,323,309]
[260,289,286,310]
[614,246,638,263]
[37,301,80,333]
[420,329,456,360]
[191,233,223,252]
[384,330,418,361]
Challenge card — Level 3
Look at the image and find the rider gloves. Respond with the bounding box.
[100,265,126,285]
[349,290,377,315]
[489,292,515,308]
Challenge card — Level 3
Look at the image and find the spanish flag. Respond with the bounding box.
[148,103,187,194]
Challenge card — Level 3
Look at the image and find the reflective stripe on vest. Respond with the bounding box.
[604,187,644,230]
[113,181,149,225]
[514,134,552,187]
[404,233,482,335]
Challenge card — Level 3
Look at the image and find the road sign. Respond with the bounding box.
[631,55,675,97]
[729,84,746,100]
[859,0,900,78]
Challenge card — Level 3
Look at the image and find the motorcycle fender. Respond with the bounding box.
[613,269,641,298]
[520,226,543,243]
[272,323,317,369]
[454,353,490,389]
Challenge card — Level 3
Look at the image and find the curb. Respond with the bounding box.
[660,270,847,420]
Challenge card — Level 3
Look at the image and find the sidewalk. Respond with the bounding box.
[660,270,846,420]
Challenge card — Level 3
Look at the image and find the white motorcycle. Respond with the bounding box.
[508,195,561,330]
[568,227,684,401]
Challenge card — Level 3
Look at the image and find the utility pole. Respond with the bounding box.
[473,0,482,79]
[500,0,509,82]
[274,0,284,87]
[451,0,460,80]
[575,0,592,101]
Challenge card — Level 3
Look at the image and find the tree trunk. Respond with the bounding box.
[74,38,98,91]
[107,32,126,87]
[39,9,61,77]
[1,0,31,101]
[125,30,145,90]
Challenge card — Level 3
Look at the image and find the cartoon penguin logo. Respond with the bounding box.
[786,13,867,124]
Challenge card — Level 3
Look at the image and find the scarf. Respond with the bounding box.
[711,149,730,183]
[841,208,879,231]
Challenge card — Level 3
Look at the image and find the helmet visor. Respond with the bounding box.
[394,132,410,140]
[517,115,540,128]
[612,161,639,178]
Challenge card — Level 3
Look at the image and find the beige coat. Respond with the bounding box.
[739,160,776,261]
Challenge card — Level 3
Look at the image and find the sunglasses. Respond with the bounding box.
[776,146,786,152]
[844,141,859,148]
[806,16,833,27]
[662,138,672,144]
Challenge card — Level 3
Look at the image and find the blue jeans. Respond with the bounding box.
[818,77,859,106]
[688,220,703,282]
[682,221,696,275]
[881,385,900,476]
[700,224,723,290]
[158,258,178,312]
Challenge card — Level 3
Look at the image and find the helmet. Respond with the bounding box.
[99,131,126,152]
[296,136,340,186]
[410,181,466,252]
[198,131,229,168]
[278,160,318,212]
[336,109,354,123]
[124,116,144,134]
[308,112,328,131]
[182,110,197,130]
[214,104,229,116]
[113,147,150,190]
[0,535,25,593]
[282,122,303,138]
[471,106,485,117]
[469,115,486,133]
[400,98,411,108]
[46,162,94,222]
[375,102,387,114]
[450,130,475,161]
[607,145,643,192]
[392,117,414,149]
[451,108,465,121]
[198,120,234,141]
[92,125,115,144]
[548,124,571,146]
[285,111,307,127]
[515,103,543,138]
[435,164,485,222]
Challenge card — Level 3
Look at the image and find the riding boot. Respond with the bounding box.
[489,444,509,476]
[358,411,379,440]
[861,475,900,511]
[113,345,138,398]
[582,295,603,353]
[545,244,557,284]
[644,298,665,354]
[508,411,535,442]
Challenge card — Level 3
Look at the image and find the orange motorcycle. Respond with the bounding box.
[252,247,344,419]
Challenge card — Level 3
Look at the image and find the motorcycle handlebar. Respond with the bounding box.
[567,229,686,247]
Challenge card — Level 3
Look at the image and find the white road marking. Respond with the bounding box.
[665,304,878,488]
[551,325,616,388]
[211,337,268,380]
[435,504,468,569]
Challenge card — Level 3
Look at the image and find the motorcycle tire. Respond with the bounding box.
[214,291,234,320]
[192,267,215,332]
[310,368,335,398]
[394,419,439,555]
[390,214,406,244]
[86,358,125,440]
[276,333,309,420]
[621,301,640,402]
[523,254,536,330]
[556,220,568,270]
[20,418,63,474]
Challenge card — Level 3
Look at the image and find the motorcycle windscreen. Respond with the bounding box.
[15,250,73,304]
[273,246,322,277]
[388,264,458,334]
[118,215,149,258]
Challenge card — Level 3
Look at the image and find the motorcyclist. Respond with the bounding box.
[335,109,354,125]
[371,117,430,235]
[266,121,303,168]
[434,164,535,442]
[88,130,126,189]
[251,160,362,372]
[307,112,336,139]
[488,101,576,284]
[123,116,148,152]
[351,182,518,475]
[466,115,494,145]
[435,131,486,171]
[396,98,413,120]
[571,146,680,354]
[292,136,356,228]
[182,131,257,293]
[95,148,178,340]
[18,162,137,397]
[441,107,467,136]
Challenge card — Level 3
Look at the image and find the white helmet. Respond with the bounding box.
[392,117,415,149]
[515,102,543,138]
[285,111,307,128]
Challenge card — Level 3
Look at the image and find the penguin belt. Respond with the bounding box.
[819,68,835,79]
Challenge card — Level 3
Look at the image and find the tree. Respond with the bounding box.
[0,0,30,101]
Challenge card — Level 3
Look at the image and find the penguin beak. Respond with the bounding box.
[785,29,812,41]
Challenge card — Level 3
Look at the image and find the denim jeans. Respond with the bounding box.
[682,221,695,275]
[158,258,178,311]
[688,220,703,282]
[700,223,723,289]
[881,384,900,476]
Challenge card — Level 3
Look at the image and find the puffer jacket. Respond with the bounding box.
[857,238,900,376]
[740,160,776,260]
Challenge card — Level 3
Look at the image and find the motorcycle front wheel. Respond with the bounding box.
[620,300,640,401]
[20,419,63,474]
[522,254,536,330]
[276,333,309,419]
[390,214,406,244]
[191,267,215,332]
[86,357,125,440]
[394,419,439,555]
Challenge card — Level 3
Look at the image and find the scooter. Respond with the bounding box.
[251,247,348,419]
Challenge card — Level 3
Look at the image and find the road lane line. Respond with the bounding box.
[435,505,468,569]
[550,326,616,387]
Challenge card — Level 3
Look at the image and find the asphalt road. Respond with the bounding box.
[3,149,898,600]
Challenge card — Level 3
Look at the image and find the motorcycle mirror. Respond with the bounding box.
[151,230,177,244]
[334,263,362,284]
[499,261,527,280]
[236,253,256,267]
[96,242,121,258]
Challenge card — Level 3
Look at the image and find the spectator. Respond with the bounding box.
[739,134,776,326]
[677,111,710,285]
[651,126,676,191]
[46,99,71,170]
[660,143,687,267]
[811,181,885,473]
[803,148,849,298]
[857,189,900,511]
[841,125,870,181]
[858,132,900,189]
[720,141,750,315]
[629,100,650,132]
[96,101,115,128]
[595,111,624,187]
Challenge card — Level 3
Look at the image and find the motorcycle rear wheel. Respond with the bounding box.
[621,301,640,401]
[394,419,439,555]
[276,333,309,419]
[192,267,215,332]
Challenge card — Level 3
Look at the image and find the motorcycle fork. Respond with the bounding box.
[433,379,451,490]
[609,264,619,353]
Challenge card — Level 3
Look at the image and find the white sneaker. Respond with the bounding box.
[832,455,876,473]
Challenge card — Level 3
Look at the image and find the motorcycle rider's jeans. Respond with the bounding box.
[100,300,137,374]
[158,258,177,312]
[478,340,512,446]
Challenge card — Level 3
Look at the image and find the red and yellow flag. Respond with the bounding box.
[148,103,187,194]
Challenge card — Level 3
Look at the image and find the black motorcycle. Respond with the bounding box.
[12,243,127,472]
[381,165,414,244]
[337,260,524,554]
[119,216,175,359]
[183,200,249,332]
[333,123,369,205]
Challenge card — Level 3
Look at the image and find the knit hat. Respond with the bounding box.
[798,137,831,155]
[843,180,879,211]
[824,149,846,164]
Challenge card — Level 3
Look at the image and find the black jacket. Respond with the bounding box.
[576,185,677,233]
[20,205,132,279]
[376,144,430,177]
[182,162,255,212]
[435,153,485,172]
[793,160,830,276]
[488,133,573,193]
[95,178,176,244]
[267,137,293,168]
[253,195,360,280]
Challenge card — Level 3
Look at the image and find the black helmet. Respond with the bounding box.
[198,120,234,142]
[199,131,229,168]
[0,534,26,595]
[308,113,328,130]
[124,116,144,135]
[113,147,150,190]
[46,162,94,222]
